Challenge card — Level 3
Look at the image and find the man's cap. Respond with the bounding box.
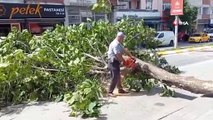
[116,32,125,37]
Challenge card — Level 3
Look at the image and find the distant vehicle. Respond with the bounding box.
[155,31,175,46]
[188,33,209,43]
[205,29,213,41]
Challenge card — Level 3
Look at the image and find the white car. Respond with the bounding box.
[207,33,213,41]
[204,28,213,41]
[155,31,175,46]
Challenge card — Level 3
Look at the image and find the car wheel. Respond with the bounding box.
[169,40,174,46]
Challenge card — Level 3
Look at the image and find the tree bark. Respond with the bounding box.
[136,58,213,95]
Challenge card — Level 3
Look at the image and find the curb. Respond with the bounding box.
[157,45,213,55]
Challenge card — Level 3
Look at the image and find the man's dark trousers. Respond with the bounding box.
[108,59,122,93]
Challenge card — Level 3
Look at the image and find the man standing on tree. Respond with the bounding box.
[107,32,134,96]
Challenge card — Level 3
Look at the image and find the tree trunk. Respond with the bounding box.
[136,58,213,95]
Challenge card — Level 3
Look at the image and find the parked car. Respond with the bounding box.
[155,31,175,46]
[188,33,210,42]
[178,32,189,41]
[205,29,213,41]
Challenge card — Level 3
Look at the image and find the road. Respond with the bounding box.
[164,49,213,67]
[164,48,213,80]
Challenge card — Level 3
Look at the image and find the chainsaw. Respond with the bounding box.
[123,57,137,69]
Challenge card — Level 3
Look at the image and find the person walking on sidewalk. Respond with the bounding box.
[107,32,134,96]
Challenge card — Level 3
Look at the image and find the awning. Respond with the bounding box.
[25,18,65,23]
[0,19,25,24]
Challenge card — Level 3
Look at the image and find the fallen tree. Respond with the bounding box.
[136,58,213,95]
[88,54,213,95]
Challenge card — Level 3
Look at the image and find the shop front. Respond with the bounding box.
[0,3,65,36]
[114,10,161,30]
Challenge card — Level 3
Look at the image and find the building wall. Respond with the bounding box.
[188,0,213,32]
[140,0,163,13]
[64,0,105,25]
[203,0,211,4]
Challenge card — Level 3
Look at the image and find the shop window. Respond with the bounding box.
[29,23,42,34]
[11,23,21,31]
[163,2,171,10]
[0,24,10,37]
[29,23,57,35]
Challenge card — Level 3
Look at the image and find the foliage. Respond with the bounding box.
[0,28,90,106]
[124,74,154,92]
[124,50,180,96]
[64,79,103,118]
[135,51,180,74]
[91,0,111,13]
[0,19,179,116]
[161,84,175,97]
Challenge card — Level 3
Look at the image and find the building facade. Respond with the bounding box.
[110,0,161,30]
[0,0,65,36]
[188,0,213,32]
[64,0,105,25]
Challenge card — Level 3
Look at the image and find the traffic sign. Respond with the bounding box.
[171,0,183,15]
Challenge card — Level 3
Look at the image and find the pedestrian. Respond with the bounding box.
[107,32,135,96]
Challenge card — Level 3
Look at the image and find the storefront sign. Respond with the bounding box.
[170,0,183,15]
[0,3,65,19]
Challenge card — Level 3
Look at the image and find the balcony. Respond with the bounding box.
[0,0,24,3]
[203,0,210,5]
[65,0,96,6]
[202,14,210,19]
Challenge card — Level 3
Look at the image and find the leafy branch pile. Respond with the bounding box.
[0,19,179,117]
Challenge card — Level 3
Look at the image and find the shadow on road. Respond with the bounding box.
[0,102,51,118]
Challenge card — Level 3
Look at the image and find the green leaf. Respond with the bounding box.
[84,88,92,94]
[0,63,9,68]
[88,102,96,112]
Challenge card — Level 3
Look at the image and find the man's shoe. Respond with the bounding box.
[108,92,117,97]
[118,89,129,94]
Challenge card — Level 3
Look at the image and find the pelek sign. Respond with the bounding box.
[170,0,183,16]
[0,3,65,19]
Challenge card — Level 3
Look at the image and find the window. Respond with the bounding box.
[203,7,210,14]
[146,0,153,10]
[129,1,131,9]
[212,7,213,14]
[136,0,140,9]
[163,2,171,10]
[198,7,202,14]
[158,33,164,38]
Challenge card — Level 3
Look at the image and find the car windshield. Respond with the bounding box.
[155,33,159,37]
[191,34,201,37]
[206,29,213,33]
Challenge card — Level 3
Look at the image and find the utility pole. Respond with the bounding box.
[174,16,179,48]
[171,0,183,48]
